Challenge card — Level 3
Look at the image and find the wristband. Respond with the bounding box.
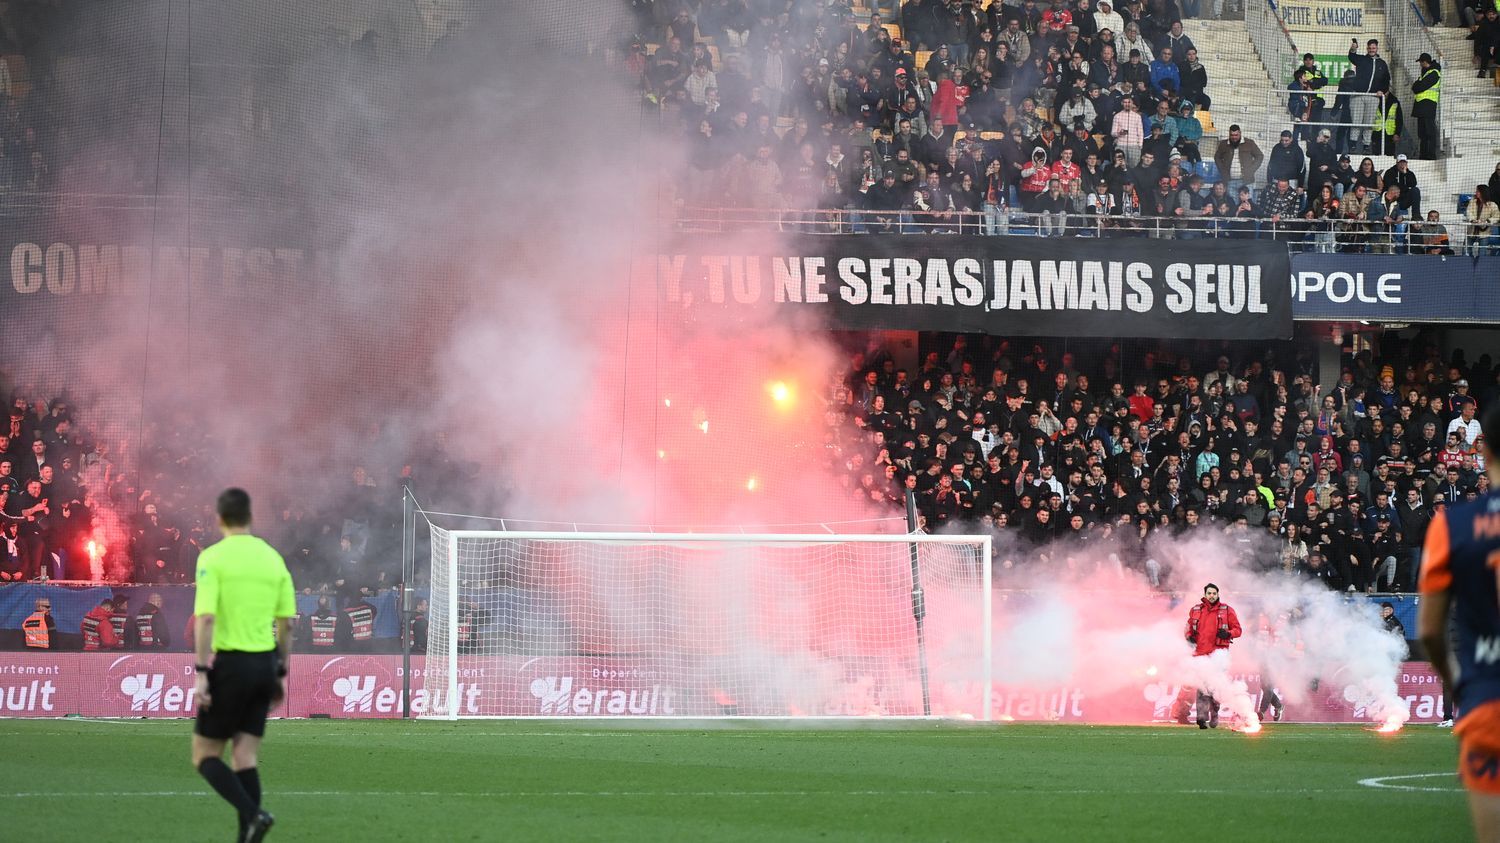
[194,664,211,673]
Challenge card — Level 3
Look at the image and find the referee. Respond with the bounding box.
[191,488,295,842]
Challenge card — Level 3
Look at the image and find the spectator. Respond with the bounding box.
[1034,177,1070,235]
[1111,96,1145,166]
[1369,185,1407,255]
[1346,38,1391,153]
[1410,210,1454,255]
[1338,182,1375,252]
[1449,402,1482,448]
[1213,124,1263,196]
[1095,1,1126,36]
[1266,130,1306,188]
[1261,177,1303,240]
[1381,155,1421,217]
[1120,22,1153,63]
[1148,46,1180,96]
[1467,185,1500,256]
[1477,9,1500,80]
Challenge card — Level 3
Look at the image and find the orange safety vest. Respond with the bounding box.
[310,614,337,647]
[23,611,50,648]
[345,605,374,641]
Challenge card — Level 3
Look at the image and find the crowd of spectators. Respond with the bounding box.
[0,369,440,598]
[625,1,1500,253]
[829,333,1498,594]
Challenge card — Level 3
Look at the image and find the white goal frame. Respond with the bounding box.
[432,530,993,721]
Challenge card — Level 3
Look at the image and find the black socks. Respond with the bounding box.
[197,757,258,820]
[236,768,262,807]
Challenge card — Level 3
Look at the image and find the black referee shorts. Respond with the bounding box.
[194,651,280,740]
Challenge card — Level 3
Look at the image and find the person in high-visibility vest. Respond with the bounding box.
[22,598,55,649]
[1371,86,1403,156]
[133,592,170,649]
[81,597,122,650]
[303,596,337,650]
[1412,53,1441,161]
[337,591,378,652]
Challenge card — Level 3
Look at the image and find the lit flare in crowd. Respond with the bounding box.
[767,380,793,408]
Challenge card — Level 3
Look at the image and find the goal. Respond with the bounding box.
[418,530,992,720]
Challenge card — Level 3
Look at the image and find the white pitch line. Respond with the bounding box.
[1357,772,1464,793]
[0,786,1362,800]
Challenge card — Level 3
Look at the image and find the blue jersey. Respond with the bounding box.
[1420,492,1500,714]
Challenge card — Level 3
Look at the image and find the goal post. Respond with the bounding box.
[420,529,992,721]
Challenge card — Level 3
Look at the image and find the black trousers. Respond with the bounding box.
[1414,101,1438,160]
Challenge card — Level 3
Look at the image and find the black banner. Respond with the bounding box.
[639,235,1293,340]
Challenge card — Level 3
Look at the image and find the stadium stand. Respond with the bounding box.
[1,0,1496,656]
[637,0,1500,252]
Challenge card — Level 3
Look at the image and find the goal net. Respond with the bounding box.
[419,530,992,720]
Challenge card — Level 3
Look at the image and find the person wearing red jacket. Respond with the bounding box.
[1184,582,1242,728]
[81,597,122,650]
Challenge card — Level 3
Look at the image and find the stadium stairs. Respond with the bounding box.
[1430,21,1500,205]
[1186,16,1278,158]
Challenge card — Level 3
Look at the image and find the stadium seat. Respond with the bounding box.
[1196,110,1215,134]
[979,131,1004,140]
[882,23,901,40]
[1459,193,1473,214]
[916,50,932,71]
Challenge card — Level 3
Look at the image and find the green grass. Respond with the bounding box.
[0,719,1470,841]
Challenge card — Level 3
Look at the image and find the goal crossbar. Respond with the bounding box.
[445,530,992,544]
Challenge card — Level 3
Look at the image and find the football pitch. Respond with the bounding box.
[0,719,1470,841]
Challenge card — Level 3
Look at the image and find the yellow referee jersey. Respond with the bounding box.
[193,534,296,652]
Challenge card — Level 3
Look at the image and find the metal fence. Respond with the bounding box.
[1387,0,1446,157]
[1246,0,1300,109]
[670,205,1498,255]
[1262,88,1389,153]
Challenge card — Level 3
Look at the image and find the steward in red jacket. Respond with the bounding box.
[1186,584,1242,656]
[1179,583,1243,729]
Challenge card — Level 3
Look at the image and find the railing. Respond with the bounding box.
[670,205,1499,255]
[1440,91,1500,162]
[1262,89,1389,154]
[1388,0,1445,156]
[1246,0,1300,116]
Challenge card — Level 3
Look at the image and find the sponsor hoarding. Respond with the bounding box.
[0,652,1446,724]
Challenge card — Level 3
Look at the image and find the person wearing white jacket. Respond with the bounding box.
[1119,23,1154,64]
[1093,1,1125,39]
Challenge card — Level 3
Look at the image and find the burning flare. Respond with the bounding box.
[1375,715,1405,734]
